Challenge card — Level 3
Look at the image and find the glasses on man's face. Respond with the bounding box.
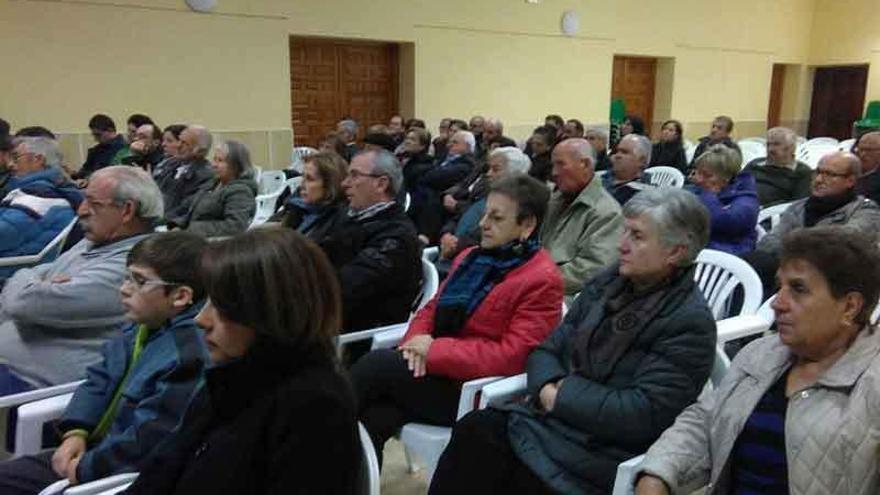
[11,151,34,163]
[815,168,852,180]
[82,196,122,213]
[347,169,384,180]
[122,271,178,292]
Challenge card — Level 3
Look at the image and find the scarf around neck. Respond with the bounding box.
[348,201,395,222]
[433,238,540,338]
[804,189,856,227]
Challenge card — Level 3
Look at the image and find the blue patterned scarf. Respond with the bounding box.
[433,238,540,337]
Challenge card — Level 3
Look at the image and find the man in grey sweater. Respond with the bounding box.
[0,166,161,394]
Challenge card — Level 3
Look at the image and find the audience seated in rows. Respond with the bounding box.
[0,137,82,281]
[686,144,759,256]
[743,126,812,207]
[352,174,564,466]
[525,125,555,183]
[73,114,125,181]
[431,187,717,495]
[745,151,880,297]
[585,127,612,171]
[0,232,210,493]
[151,124,186,181]
[603,134,656,205]
[637,227,880,495]
[125,229,360,494]
[854,131,880,204]
[279,152,348,241]
[336,119,361,163]
[649,119,688,172]
[120,124,164,174]
[688,115,741,170]
[541,138,622,297]
[167,140,256,237]
[0,166,160,394]
[321,150,422,335]
[157,125,215,223]
[410,131,477,243]
[437,147,532,269]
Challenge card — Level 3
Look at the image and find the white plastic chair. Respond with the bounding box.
[248,190,284,229]
[800,143,840,169]
[694,249,763,320]
[757,294,776,326]
[285,176,302,197]
[290,146,318,174]
[738,137,766,145]
[258,170,287,196]
[806,137,839,147]
[422,246,439,263]
[645,166,684,188]
[38,472,138,495]
[757,201,793,233]
[357,422,381,495]
[737,140,767,167]
[0,217,78,270]
[252,165,263,185]
[684,141,697,164]
[404,192,411,212]
[839,138,856,152]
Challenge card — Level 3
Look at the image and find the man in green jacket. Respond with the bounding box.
[540,138,623,296]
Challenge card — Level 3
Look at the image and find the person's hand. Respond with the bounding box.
[129,140,146,153]
[52,435,86,480]
[50,274,72,284]
[401,349,427,378]
[439,233,459,259]
[538,381,561,412]
[443,194,457,212]
[66,455,82,484]
[400,334,433,357]
[635,474,671,495]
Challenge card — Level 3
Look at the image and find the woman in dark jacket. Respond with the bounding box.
[649,119,688,172]
[687,144,760,255]
[430,187,717,495]
[169,139,257,237]
[281,151,348,243]
[126,228,359,495]
[400,127,435,193]
[352,174,564,467]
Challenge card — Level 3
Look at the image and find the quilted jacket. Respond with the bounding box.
[640,329,880,495]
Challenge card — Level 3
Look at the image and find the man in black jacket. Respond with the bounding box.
[157,125,215,223]
[74,114,126,181]
[321,149,422,337]
[688,115,741,170]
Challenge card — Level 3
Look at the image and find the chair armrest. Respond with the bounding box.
[611,454,646,495]
[370,326,409,350]
[15,393,74,456]
[477,373,527,409]
[716,314,772,345]
[0,381,85,409]
[64,473,139,495]
[456,376,504,420]
[336,322,408,349]
[422,246,439,263]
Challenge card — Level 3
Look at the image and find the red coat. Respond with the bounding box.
[403,247,564,381]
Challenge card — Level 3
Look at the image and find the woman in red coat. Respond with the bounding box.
[350,174,564,467]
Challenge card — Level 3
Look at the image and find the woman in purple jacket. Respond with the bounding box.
[687,144,759,256]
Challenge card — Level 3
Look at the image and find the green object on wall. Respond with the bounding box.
[610,99,626,124]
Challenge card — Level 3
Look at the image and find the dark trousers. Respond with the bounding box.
[0,365,35,397]
[350,349,461,467]
[429,409,555,494]
[0,451,63,495]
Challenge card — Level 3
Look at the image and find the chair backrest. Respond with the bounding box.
[252,165,263,184]
[757,201,792,232]
[694,249,763,319]
[404,192,412,212]
[684,142,697,164]
[258,170,287,195]
[801,143,840,169]
[710,344,732,388]
[646,166,685,188]
[248,190,284,229]
[738,137,766,145]
[357,422,381,495]
[737,140,767,166]
[290,146,319,173]
[757,294,776,325]
[839,138,856,152]
[0,216,78,269]
[412,257,440,313]
[806,137,839,147]
[286,176,302,196]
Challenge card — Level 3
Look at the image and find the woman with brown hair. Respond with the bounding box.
[125,228,359,494]
[280,151,349,242]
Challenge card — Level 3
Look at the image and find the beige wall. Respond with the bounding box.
[1,0,827,168]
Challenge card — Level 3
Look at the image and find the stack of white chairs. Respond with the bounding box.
[646,166,685,188]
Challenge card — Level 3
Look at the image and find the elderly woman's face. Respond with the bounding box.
[301,161,326,205]
[618,214,681,285]
[479,192,533,249]
[692,165,727,193]
[211,147,235,184]
[486,155,508,182]
[771,259,862,359]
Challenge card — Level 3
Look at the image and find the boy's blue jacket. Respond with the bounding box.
[58,302,209,482]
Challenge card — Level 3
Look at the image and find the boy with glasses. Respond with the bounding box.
[0,231,210,493]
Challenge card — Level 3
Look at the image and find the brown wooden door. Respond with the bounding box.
[767,64,786,129]
[612,56,657,136]
[290,38,398,147]
[807,65,868,139]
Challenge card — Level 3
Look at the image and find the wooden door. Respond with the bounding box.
[807,65,868,139]
[612,56,657,136]
[767,64,786,129]
[290,38,398,147]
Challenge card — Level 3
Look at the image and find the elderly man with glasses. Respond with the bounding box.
[0,166,161,395]
[855,131,880,205]
[0,137,82,281]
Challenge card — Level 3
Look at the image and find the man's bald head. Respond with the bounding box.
[856,131,880,175]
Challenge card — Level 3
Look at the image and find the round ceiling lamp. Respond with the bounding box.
[186,0,217,13]
[561,10,580,36]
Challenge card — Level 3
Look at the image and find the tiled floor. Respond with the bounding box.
[381,439,429,495]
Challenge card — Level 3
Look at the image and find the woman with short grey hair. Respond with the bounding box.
[167,139,257,237]
[432,187,717,495]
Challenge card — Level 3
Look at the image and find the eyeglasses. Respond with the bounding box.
[815,168,852,179]
[347,169,385,180]
[11,151,34,163]
[123,271,178,292]
[82,196,122,212]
